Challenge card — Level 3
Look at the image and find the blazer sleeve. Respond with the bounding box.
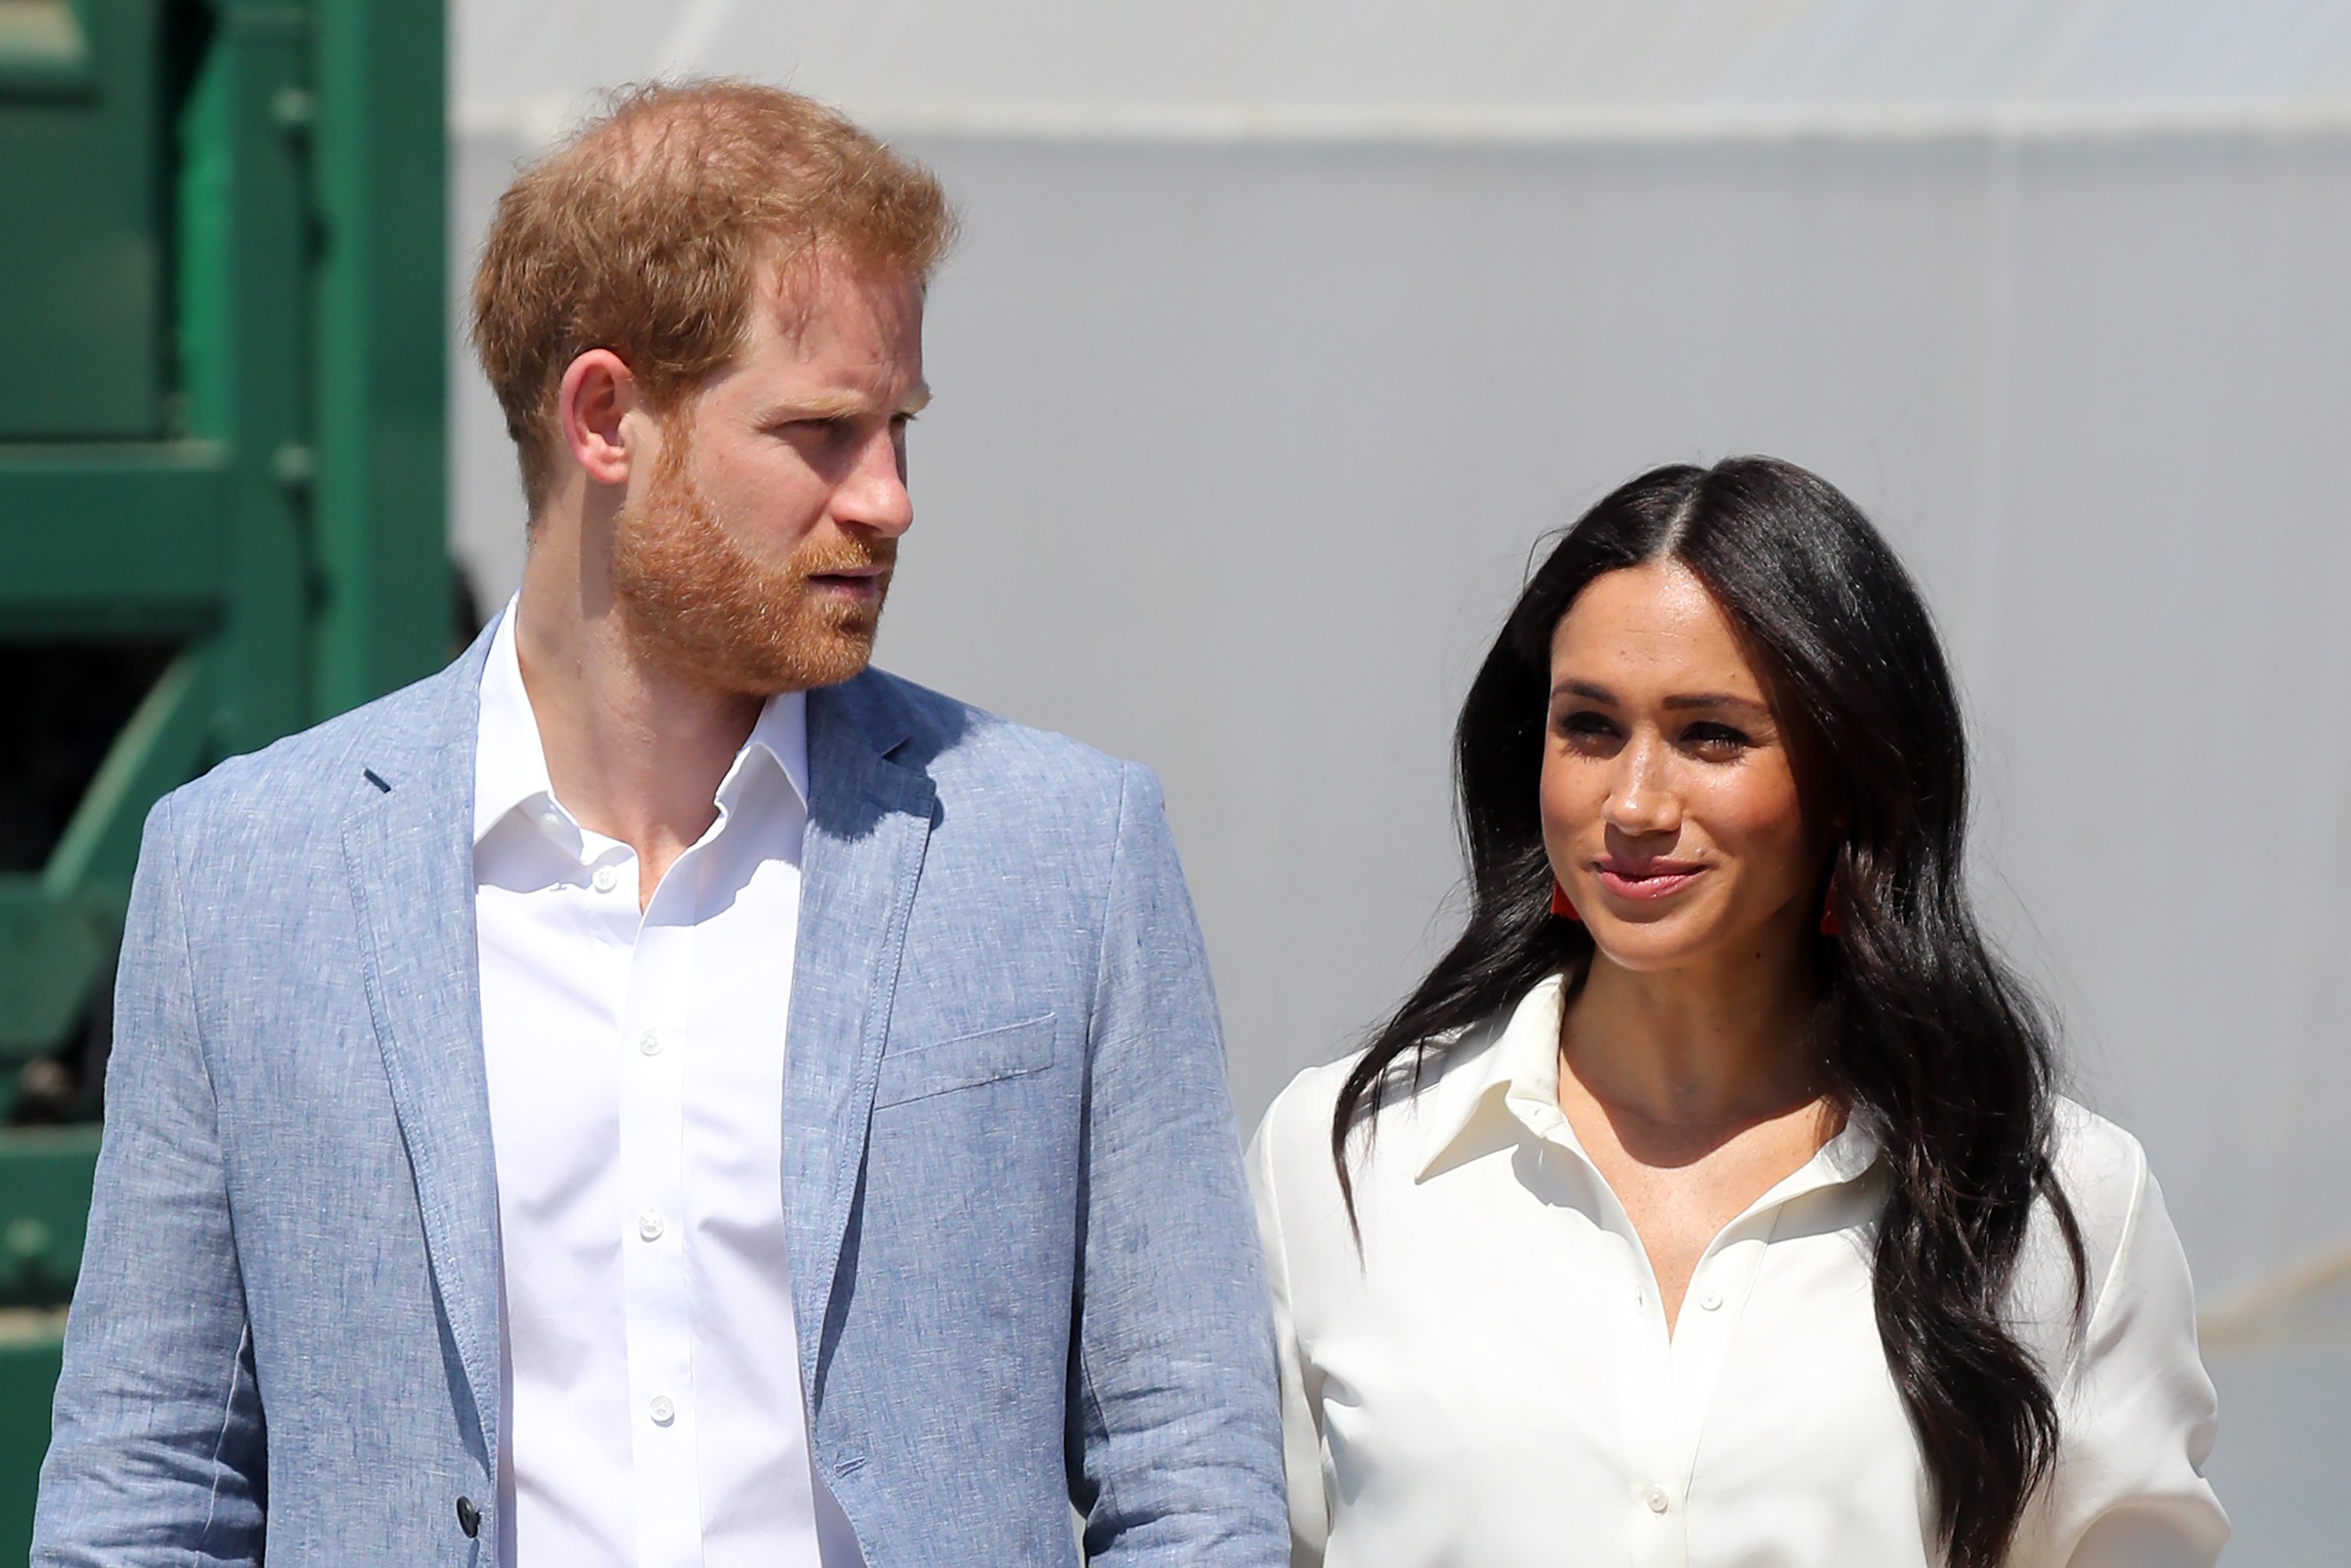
[1065,762,1288,1565]
[2038,1144,2230,1567]
[32,794,267,1566]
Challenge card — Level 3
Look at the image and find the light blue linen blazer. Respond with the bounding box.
[32,629,1284,1566]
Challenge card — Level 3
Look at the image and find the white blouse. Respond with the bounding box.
[1247,976,2227,1568]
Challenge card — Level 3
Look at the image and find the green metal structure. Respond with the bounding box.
[0,0,445,1544]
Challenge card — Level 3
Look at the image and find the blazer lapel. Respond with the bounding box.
[340,643,502,1468]
[784,673,936,1395]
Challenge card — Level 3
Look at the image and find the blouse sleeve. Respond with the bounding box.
[1245,1085,1329,1568]
[2041,1146,2230,1566]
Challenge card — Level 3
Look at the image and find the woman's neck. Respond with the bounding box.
[1562,927,1826,1135]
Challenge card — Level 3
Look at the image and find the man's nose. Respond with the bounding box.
[833,428,915,538]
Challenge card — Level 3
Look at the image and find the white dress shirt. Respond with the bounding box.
[1248,974,2228,1568]
[473,607,861,1567]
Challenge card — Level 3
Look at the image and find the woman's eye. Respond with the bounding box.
[1681,722,1751,756]
[1558,710,1620,746]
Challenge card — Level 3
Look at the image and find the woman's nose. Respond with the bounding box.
[1605,739,1680,838]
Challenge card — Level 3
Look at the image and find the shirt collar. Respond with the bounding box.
[1412,973,1575,1181]
[473,599,812,851]
[473,603,554,848]
[711,686,810,827]
[1411,972,1882,1193]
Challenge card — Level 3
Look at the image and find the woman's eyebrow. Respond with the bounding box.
[1661,692,1770,714]
[1552,682,1770,716]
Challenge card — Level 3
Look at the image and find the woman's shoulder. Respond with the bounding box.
[1249,1009,1520,1216]
[1248,1052,1367,1213]
[2045,1095,2157,1250]
[1254,1000,1520,1151]
[1261,1050,1367,1132]
[2008,1096,2175,1356]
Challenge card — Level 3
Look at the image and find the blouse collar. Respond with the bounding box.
[1411,972,1881,1197]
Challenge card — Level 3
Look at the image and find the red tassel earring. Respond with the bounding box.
[1819,885,1839,937]
[1551,879,1581,922]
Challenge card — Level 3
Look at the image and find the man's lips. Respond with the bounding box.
[1592,860,1706,901]
[806,564,888,596]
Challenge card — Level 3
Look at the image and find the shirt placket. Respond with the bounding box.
[1616,1233,1688,1568]
[614,842,705,1568]
[1657,1225,1767,1550]
[1516,1095,1690,1568]
[1628,1135,1874,1568]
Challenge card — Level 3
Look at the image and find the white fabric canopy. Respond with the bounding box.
[455,0,2351,139]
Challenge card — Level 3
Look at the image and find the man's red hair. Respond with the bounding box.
[470,78,956,513]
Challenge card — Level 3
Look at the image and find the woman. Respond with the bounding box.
[1248,458,2226,1567]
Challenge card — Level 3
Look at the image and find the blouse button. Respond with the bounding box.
[649,1395,676,1427]
[591,864,619,894]
[1701,1290,1723,1311]
[1645,1486,1671,1514]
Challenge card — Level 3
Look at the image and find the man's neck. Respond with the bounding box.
[512,545,763,906]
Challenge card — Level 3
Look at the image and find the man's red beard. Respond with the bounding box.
[608,432,895,697]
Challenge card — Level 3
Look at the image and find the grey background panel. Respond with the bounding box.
[448,8,2351,1555]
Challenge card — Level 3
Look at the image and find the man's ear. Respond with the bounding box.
[557,349,640,488]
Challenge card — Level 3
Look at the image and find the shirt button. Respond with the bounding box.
[590,864,618,893]
[638,1208,665,1243]
[637,1030,663,1057]
[1701,1290,1724,1311]
[1645,1486,1670,1514]
[649,1395,676,1427]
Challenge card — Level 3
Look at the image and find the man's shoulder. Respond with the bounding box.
[850,665,1139,817]
[160,655,472,839]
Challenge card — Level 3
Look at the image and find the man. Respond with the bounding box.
[35,81,1284,1566]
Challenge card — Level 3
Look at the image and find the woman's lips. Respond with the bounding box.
[1593,863,1705,901]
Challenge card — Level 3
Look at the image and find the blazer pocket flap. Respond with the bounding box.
[873,1013,1057,1109]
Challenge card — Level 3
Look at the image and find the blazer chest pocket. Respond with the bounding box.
[873,1012,1057,1109]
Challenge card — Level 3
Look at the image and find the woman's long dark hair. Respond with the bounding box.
[1333,457,2085,1568]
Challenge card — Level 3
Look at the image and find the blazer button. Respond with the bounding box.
[456,1496,481,1538]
